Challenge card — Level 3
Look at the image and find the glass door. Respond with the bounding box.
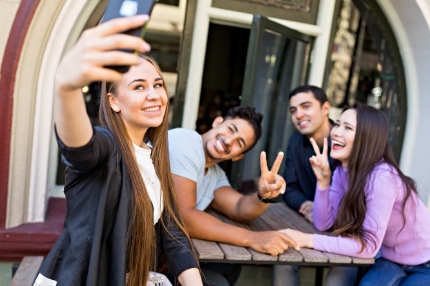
[233,15,314,193]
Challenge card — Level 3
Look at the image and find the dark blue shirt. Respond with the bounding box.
[282,131,336,212]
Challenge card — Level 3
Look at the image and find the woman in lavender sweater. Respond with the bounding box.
[284,103,430,285]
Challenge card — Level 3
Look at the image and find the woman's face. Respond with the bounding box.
[109,60,168,141]
[330,109,357,168]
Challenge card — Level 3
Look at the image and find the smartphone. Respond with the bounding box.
[101,0,156,73]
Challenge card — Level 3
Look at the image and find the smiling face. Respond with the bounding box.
[108,60,168,144]
[330,109,357,167]
[289,91,330,138]
[202,117,256,164]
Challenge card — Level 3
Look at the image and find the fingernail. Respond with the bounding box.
[143,42,151,52]
[136,14,150,21]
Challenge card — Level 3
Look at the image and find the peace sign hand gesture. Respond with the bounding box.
[309,138,331,190]
[258,152,286,199]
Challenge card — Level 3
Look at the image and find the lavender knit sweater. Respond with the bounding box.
[313,162,430,265]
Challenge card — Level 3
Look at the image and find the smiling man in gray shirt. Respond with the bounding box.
[168,106,299,286]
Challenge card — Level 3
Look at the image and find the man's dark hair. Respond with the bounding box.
[224,106,263,146]
[289,85,328,106]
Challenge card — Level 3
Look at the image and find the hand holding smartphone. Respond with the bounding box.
[102,0,156,73]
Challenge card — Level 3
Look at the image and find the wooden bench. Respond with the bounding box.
[10,256,44,286]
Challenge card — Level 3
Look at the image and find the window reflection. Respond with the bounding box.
[326,0,402,153]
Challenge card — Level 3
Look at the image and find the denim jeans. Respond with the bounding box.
[359,258,430,286]
[272,265,357,286]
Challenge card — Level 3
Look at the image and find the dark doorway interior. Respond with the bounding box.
[196,23,250,180]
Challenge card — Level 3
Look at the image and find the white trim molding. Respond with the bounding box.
[27,0,99,223]
[7,0,70,227]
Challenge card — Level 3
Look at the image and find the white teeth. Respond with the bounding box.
[333,140,345,147]
[216,139,225,152]
[143,106,160,112]
[299,121,308,127]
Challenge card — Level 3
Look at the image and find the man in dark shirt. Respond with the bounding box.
[273,86,357,286]
[283,85,335,223]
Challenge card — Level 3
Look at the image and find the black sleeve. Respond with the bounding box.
[161,214,199,279]
[282,139,309,212]
[55,125,116,173]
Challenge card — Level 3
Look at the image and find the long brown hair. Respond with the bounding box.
[332,103,417,252]
[99,54,195,285]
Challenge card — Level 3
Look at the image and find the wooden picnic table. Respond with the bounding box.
[192,203,374,267]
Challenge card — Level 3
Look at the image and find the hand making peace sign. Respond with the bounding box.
[309,137,331,190]
[257,151,286,199]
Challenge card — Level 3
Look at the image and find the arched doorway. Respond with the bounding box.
[325,0,407,161]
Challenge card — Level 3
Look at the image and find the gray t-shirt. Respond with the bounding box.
[168,128,231,211]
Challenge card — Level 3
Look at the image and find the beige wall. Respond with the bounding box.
[0,0,21,71]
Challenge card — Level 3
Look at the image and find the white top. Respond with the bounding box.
[168,128,231,211]
[134,144,163,224]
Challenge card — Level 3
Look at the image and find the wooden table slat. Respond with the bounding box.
[248,249,279,261]
[323,252,353,264]
[218,243,252,261]
[191,238,224,260]
[207,209,279,261]
[278,248,305,262]
[195,205,374,267]
[206,210,254,261]
[257,205,295,230]
[353,257,375,264]
[10,256,44,286]
[248,216,278,231]
[269,204,320,233]
[298,248,329,263]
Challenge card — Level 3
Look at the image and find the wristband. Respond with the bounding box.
[257,192,278,203]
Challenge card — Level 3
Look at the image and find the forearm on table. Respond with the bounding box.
[232,192,269,222]
[183,209,255,247]
[313,234,378,258]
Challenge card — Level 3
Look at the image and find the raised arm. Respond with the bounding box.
[54,16,150,147]
[172,174,299,256]
[312,168,346,231]
[212,151,286,222]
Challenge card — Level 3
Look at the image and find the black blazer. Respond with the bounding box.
[38,126,198,285]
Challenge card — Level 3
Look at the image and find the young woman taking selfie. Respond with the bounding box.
[35,16,202,286]
[284,103,430,285]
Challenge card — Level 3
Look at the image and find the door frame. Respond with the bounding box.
[241,14,314,107]
[173,0,337,129]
